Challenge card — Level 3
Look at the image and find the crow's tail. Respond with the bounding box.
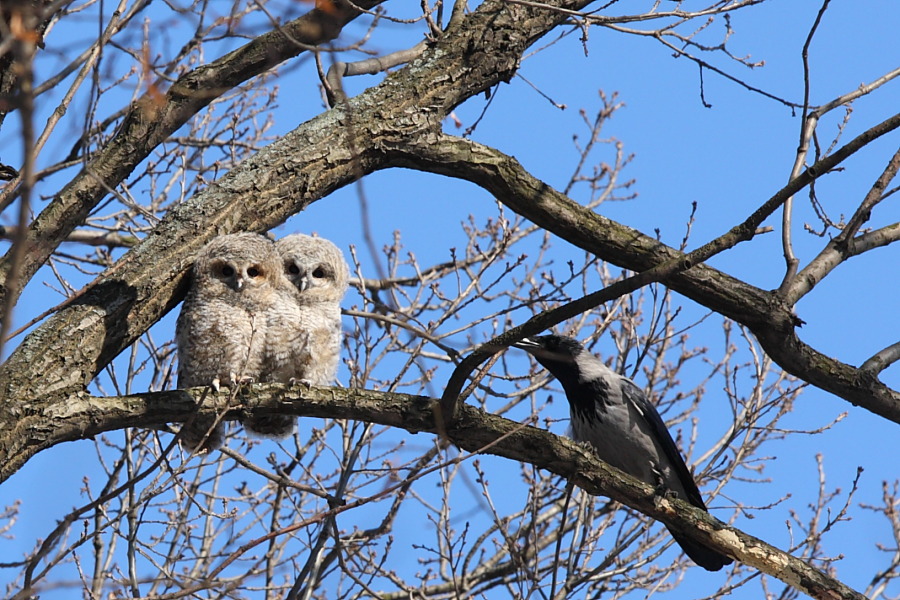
[667,526,733,572]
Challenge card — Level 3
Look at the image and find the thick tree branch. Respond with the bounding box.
[0,0,599,474]
[7,383,867,600]
[0,2,892,597]
[0,20,896,600]
[386,133,900,425]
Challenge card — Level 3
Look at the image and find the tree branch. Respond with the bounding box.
[6,383,867,600]
[384,132,900,425]
[782,146,900,305]
[0,0,384,311]
[0,0,600,471]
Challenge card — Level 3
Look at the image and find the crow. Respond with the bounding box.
[515,334,732,571]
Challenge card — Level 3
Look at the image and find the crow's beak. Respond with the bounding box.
[512,337,541,351]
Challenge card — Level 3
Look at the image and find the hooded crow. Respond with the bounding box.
[515,334,732,571]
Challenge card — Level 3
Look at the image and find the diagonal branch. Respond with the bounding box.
[782,145,900,305]
[0,0,601,476]
[0,0,385,311]
[384,132,900,425]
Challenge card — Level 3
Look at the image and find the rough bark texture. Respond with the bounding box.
[388,134,900,424]
[0,0,385,304]
[1,0,597,474]
[21,383,866,600]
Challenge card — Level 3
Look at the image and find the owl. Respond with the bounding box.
[239,233,350,439]
[176,232,283,453]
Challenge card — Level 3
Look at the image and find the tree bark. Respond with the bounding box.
[0,0,596,477]
[2,0,899,485]
[9,382,867,600]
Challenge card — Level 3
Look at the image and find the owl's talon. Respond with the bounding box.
[211,378,221,392]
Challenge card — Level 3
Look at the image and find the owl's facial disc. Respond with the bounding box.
[284,260,311,292]
[213,260,243,290]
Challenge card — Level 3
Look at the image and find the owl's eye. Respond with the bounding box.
[221,265,235,277]
[312,267,326,279]
[247,266,261,278]
[287,263,300,275]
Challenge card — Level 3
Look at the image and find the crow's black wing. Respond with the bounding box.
[619,379,708,510]
[620,379,733,571]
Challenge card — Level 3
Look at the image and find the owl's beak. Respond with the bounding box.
[235,277,244,290]
[297,275,310,293]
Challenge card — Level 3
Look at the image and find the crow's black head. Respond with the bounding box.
[514,334,582,356]
[513,335,585,375]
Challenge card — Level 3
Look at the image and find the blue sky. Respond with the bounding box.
[2,1,900,597]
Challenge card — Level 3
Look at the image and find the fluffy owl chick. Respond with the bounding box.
[176,232,283,453]
[240,233,350,440]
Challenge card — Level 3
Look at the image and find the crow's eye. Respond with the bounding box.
[247,266,260,278]
[221,265,235,277]
[287,263,300,275]
[312,267,326,279]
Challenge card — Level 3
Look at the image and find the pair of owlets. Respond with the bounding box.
[176,232,350,453]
